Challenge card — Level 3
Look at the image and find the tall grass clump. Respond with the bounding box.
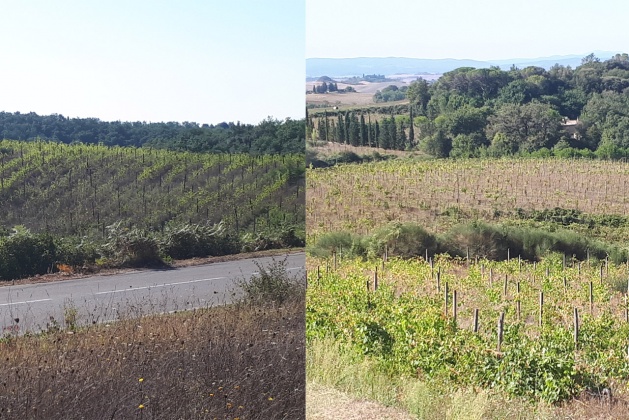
[160,220,240,258]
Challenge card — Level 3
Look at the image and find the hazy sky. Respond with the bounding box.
[0,1,304,124]
[307,0,628,60]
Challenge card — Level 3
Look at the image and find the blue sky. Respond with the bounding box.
[307,0,628,60]
[0,1,304,124]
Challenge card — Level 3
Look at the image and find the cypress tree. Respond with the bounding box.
[367,112,373,147]
[337,114,345,143]
[316,119,324,141]
[379,119,390,149]
[359,113,367,146]
[374,120,380,147]
[408,105,415,146]
[349,112,360,146]
[388,116,397,150]
[398,121,407,150]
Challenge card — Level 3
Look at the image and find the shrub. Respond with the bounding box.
[55,236,99,267]
[308,231,367,258]
[0,228,57,280]
[367,222,438,259]
[441,222,517,260]
[238,257,304,305]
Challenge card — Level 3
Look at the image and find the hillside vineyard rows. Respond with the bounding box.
[0,140,304,236]
[306,158,629,238]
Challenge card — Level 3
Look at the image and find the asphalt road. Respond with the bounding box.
[0,252,305,334]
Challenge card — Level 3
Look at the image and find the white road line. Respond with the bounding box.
[94,277,226,295]
[250,267,304,275]
[0,298,52,307]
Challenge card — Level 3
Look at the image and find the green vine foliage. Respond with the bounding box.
[307,255,629,403]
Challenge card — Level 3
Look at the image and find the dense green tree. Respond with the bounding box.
[421,127,451,157]
[450,133,486,158]
[407,79,431,114]
[486,101,562,152]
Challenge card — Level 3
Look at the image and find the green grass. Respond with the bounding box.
[307,337,554,419]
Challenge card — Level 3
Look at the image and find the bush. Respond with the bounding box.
[308,231,366,258]
[367,222,438,259]
[238,257,304,305]
[55,236,99,267]
[0,228,57,280]
[441,222,517,260]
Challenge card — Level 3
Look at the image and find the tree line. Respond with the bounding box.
[309,53,629,158]
[0,112,305,155]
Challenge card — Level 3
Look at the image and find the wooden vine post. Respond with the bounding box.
[574,307,579,349]
[497,312,505,352]
[436,269,441,293]
[589,281,594,314]
[444,282,449,319]
[539,291,544,328]
[516,281,521,321]
[453,290,458,325]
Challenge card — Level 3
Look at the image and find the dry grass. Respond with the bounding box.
[0,295,305,419]
[306,92,376,108]
[306,383,414,420]
[309,141,419,159]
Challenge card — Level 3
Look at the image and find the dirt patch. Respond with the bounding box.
[306,382,414,420]
[0,248,304,287]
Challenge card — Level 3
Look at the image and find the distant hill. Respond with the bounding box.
[306,52,620,78]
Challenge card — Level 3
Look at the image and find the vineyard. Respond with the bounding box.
[0,139,304,237]
[306,157,629,242]
[307,253,629,404]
